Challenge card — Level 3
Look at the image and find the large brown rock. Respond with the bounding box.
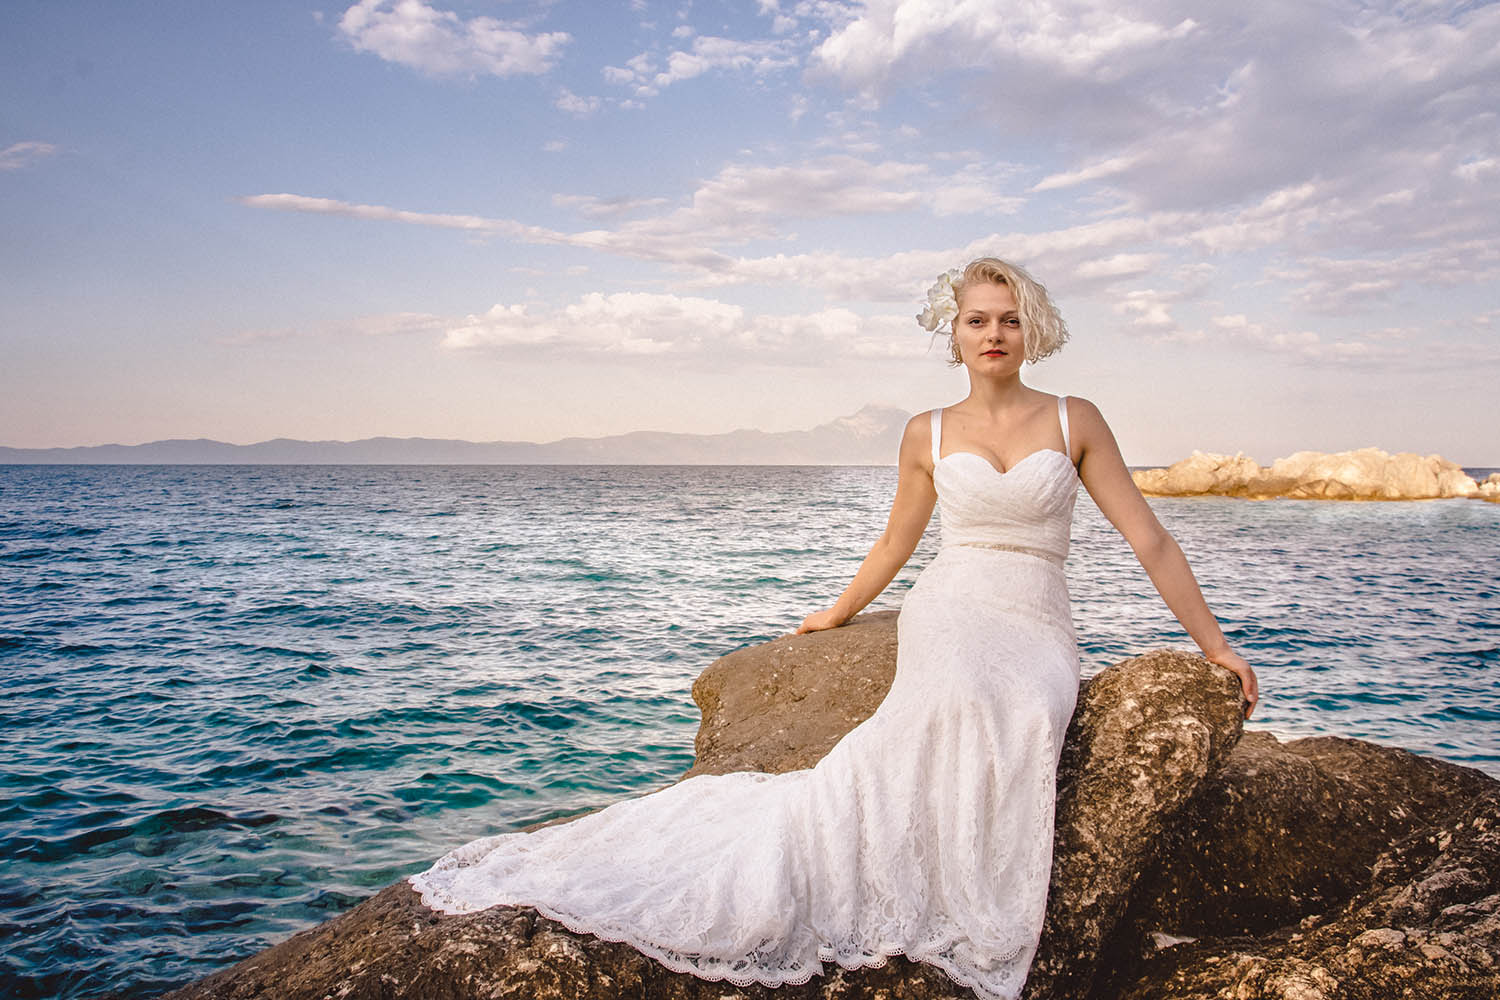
[1119,731,1498,940]
[159,880,971,1000]
[1112,785,1500,1000]
[1093,730,1500,998]
[1023,649,1244,999]
[684,610,900,777]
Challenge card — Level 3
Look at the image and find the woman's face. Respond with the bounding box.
[953,281,1023,375]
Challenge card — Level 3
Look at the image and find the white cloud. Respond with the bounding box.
[1267,241,1500,313]
[1112,287,1202,342]
[337,0,569,78]
[1075,253,1164,281]
[605,35,798,95]
[1210,314,1379,364]
[802,0,1500,261]
[236,193,564,243]
[552,193,670,219]
[555,88,602,116]
[440,291,921,361]
[810,0,1196,88]
[1455,158,1498,182]
[1032,154,1142,193]
[0,141,59,170]
[239,154,1029,275]
[691,156,926,217]
[930,164,1026,216]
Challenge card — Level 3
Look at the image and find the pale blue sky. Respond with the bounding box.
[3,0,1497,463]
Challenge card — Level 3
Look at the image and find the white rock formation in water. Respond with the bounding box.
[1132,447,1493,501]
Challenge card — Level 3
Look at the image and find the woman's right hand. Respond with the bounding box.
[1206,646,1259,719]
[795,609,846,634]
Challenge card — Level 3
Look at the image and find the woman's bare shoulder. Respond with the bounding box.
[1060,394,1106,425]
[896,409,942,469]
[901,410,933,448]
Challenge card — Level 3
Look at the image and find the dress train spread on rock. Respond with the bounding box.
[409,397,1083,1000]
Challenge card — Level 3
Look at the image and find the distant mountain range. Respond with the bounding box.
[0,406,911,465]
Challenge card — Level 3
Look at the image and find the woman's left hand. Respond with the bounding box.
[795,609,846,634]
[1206,647,1259,719]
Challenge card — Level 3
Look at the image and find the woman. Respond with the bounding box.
[798,257,1257,702]
[409,257,1257,1000]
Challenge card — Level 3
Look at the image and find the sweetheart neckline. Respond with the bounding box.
[937,447,1076,479]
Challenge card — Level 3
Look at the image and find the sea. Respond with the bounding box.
[2,464,1498,1000]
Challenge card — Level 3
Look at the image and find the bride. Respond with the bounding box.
[408,257,1259,1000]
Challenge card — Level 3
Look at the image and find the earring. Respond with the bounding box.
[950,337,962,365]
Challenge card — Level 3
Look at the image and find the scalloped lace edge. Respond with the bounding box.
[406,876,1031,999]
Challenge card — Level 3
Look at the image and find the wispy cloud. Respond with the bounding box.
[226,311,447,344]
[0,141,59,171]
[436,292,920,362]
[1032,154,1142,193]
[239,154,1028,272]
[1266,241,1500,314]
[1211,314,1382,365]
[235,193,564,243]
[551,193,670,220]
[604,34,798,97]
[1113,288,1203,343]
[337,0,569,78]
[226,291,923,365]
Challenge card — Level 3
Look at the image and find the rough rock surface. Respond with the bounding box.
[157,882,972,1000]
[1132,447,1487,501]
[1119,731,1498,939]
[160,614,1499,1000]
[1112,785,1500,1000]
[1094,730,1500,998]
[1132,452,1264,497]
[685,610,900,777]
[1023,648,1244,999]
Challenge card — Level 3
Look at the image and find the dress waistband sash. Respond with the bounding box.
[950,540,1065,567]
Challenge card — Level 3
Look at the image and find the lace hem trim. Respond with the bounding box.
[405,876,1032,1000]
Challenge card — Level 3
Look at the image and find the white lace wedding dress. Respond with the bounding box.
[409,397,1083,1000]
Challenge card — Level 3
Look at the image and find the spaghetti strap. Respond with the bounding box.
[1057,395,1071,460]
[930,408,943,465]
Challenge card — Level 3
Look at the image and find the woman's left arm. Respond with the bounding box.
[1068,397,1260,719]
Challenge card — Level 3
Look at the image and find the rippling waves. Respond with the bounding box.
[1,464,1496,999]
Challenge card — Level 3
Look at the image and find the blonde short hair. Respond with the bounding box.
[949,257,1069,365]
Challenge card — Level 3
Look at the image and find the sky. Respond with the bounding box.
[2,0,1497,464]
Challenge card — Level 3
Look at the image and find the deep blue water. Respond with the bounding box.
[2,464,1497,1000]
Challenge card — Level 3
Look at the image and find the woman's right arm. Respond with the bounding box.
[796,413,939,633]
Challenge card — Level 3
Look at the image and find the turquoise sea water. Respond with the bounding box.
[2,464,1498,999]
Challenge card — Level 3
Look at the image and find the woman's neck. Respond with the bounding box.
[960,373,1034,414]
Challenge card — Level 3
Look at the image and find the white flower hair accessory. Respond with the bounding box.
[916,267,963,332]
